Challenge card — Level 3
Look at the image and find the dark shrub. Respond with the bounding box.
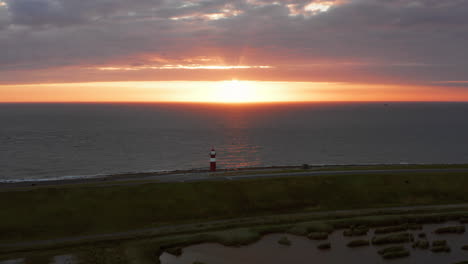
[432,240,447,247]
[408,224,423,230]
[378,246,406,255]
[347,240,370,247]
[382,250,410,259]
[165,247,183,256]
[431,245,451,253]
[434,226,465,234]
[317,242,331,250]
[278,236,291,246]
[372,233,413,245]
[374,225,407,234]
[412,240,429,249]
[307,232,328,240]
[343,229,368,236]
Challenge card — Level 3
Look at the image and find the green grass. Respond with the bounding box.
[2,171,468,243]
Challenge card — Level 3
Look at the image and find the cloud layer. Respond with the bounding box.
[1,0,468,86]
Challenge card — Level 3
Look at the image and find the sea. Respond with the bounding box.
[1,102,468,182]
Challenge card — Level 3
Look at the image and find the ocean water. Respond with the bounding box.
[1,102,468,181]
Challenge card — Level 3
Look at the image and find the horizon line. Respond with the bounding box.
[2,101,468,104]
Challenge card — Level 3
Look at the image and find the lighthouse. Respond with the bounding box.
[210,147,216,172]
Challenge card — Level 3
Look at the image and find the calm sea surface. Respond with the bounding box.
[1,102,468,181]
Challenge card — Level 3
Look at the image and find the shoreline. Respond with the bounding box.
[0,165,299,187]
[2,163,468,189]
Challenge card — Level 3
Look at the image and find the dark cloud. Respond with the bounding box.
[6,0,85,26]
[4,0,162,26]
[1,0,468,85]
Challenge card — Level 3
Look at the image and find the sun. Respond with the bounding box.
[214,80,257,103]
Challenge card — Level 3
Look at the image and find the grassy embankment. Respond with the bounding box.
[2,170,468,245]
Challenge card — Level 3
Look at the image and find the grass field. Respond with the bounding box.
[2,170,468,244]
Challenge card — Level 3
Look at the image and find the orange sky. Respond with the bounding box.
[2,0,468,102]
[2,81,468,103]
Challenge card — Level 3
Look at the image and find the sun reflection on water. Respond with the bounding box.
[216,108,262,168]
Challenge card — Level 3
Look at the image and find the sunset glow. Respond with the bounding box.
[2,81,468,103]
[304,1,334,13]
[95,65,273,71]
[214,80,257,103]
[1,0,468,102]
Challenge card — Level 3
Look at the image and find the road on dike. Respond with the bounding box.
[149,168,468,183]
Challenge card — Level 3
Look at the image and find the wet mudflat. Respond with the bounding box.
[161,222,468,264]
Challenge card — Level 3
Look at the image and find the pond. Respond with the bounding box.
[1,222,467,264]
[161,222,468,264]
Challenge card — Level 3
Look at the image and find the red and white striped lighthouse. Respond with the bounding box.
[210,147,216,172]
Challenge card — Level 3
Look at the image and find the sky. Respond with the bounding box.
[1,0,468,102]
